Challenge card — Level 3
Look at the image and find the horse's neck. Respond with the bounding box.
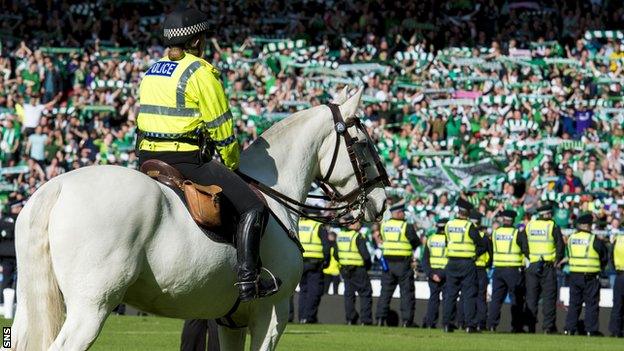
[240,108,331,203]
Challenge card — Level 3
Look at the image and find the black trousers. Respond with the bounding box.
[565,273,601,333]
[298,259,325,322]
[180,320,220,351]
[525,262,558,332]
[456,267,488,328]
[375,257,415,324]
[341,266,372,324]
[139,150,264,215]
[423,269,445,327]
[487,267,525,331]
[443,258,477,328]
[324,274,341,294]
[609,273,624,336]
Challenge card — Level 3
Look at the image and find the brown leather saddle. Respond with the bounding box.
[140,160,223,228]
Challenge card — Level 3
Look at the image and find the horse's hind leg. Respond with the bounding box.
[48,298,117,351]
[217,325,246,351]
[249,298,289,351]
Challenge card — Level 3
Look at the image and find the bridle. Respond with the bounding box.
[241,103,390,225]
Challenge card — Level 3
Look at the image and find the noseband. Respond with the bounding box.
[241,103,390,225]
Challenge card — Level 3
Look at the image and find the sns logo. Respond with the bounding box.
[3,327,10,348]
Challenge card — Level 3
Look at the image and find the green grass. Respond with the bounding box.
[2,315,623,350]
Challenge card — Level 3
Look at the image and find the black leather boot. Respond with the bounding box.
[235,208,281,302]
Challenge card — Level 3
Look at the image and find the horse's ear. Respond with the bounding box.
[332,86,349,105]
[339,86,363,121]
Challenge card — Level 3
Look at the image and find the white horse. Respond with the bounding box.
[10,87,387,351]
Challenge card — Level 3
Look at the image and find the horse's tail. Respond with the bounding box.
[12,180,64,351]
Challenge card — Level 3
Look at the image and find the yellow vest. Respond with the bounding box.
[427,233,448,269]
[492,226,524,267]
[615,236,624,271]
[323,247,341,276]
[525,219,556,263]
[137,53,239,170]
[475,231,489,267]
[380,219,412,257]
[445,218,476,258]
[299,219,324,259]
[568,231,600,273]
[336,230,364,266]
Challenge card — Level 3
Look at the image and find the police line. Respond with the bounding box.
[298,281,616,308]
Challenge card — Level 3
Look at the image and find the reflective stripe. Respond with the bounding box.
[140,104,200,117]
[142,131,198,140]
[205,110,233,129]
[214,135,236,147]
[176,61,202,107]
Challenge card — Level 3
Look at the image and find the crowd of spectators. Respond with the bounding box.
[0,0,623,242]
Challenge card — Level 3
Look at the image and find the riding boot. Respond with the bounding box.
[235,208,281,302]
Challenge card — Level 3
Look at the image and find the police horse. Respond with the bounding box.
[10,87,388,351]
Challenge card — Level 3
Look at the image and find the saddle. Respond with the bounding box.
[140,160,222,228]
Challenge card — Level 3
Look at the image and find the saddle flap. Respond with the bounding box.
[140,159,184,184]
[183,180,222,228]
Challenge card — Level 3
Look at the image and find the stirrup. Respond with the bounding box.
[235,268,281,300]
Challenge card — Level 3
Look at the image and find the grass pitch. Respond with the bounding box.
[2,315,623,350]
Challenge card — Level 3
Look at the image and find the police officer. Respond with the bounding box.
[564,214,608,336]
[375,205,420,327]
[609,228,624,337]
[470,210,491,331]
[298,218,331,324]
[442,198,487,333]
[521,203,564,333]
[336,221,373,325]
[136,7,278,301]
[487,210,528,333]
[422,219,449,328]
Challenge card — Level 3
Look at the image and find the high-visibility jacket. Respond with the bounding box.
[445,218,476,258]
[336,230,364,266]
[380,219,412,257]
[492,226,524,267]
[615,235,624,271]
[475,230,489,268]
[299,219,324,259]
[323,247,341,276]
[525,219,556,263]
[568,231,600,273]
[427,233,448,269]
[137,53,239,170]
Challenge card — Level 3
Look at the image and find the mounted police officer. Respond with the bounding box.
[136,7,279,302]
[609,226,624,338]
[564,214,608,336]
[442,198,487,333]
[336,220,373,325]
[422,218,449,328]
[521,203,564,333]
[487,210,528,333]
[297,217,331,324]
[375,204,420,327]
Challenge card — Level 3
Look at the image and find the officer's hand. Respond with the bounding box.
[432,274,441,283]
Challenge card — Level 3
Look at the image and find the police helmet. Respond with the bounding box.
[162,7,210,46]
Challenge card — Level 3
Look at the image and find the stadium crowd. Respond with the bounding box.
[0,0,623,336]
